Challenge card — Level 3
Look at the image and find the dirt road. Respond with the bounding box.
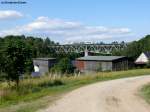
[39,76,150,112]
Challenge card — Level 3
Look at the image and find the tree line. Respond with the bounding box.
[0,35,81,85]
[0,35,150,86]
[112,35,150,60]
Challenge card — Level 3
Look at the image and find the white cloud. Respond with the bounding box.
[0,16,132,43]
[0,10,23,20]
[23,17,82,31]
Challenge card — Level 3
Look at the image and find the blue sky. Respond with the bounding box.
[0,0,150,43]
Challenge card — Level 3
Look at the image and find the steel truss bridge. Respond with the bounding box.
[49,44,127,54]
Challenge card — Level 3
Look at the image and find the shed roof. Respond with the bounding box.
[33,58,56,61]
[77,56,126,61]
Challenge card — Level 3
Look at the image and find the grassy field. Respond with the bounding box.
[1,69,150,112]
[140,83,150,104]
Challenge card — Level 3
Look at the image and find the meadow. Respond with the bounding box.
[1,69,150,112]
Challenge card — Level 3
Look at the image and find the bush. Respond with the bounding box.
[53,79,64,86]
[146,59,150,68]
[0,72,6,81]
[50,58,75,74]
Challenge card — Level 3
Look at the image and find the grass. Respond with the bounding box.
[140,83,150,104]
[1,69,150,112]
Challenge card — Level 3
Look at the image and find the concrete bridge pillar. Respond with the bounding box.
[84,50,88,57]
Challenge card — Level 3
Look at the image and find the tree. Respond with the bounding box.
[2,39,32,86]
[146,59,150,68]
[0,38,3,71]
[42,37,56,57]
[112,35,150,60]
[51,58,75,74]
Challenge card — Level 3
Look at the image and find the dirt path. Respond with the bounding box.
[39,75,150,112]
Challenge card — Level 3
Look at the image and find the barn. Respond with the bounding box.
[135,52,150,65]
[33,58,56,75]
[75,56,128,72]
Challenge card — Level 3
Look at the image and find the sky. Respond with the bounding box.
[0,0,150,44]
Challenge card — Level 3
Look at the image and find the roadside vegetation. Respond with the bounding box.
[0,69,150,112]
[1,35,150,86]
[140,83,150,104]
[1,35,150,112]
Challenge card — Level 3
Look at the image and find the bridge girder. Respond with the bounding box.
[49,44,126,54]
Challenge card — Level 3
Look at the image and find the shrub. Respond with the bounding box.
[146,59,150,68]
[50,58,75,74]
[53,79,64,86]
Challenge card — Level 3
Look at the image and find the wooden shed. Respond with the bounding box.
[33,58,56,75]
[75,56,128,72]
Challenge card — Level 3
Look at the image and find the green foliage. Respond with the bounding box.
[1,34,150,84]
[0,76,64,107]
[1,69,150,111]
[25,36,56,57]
[1,35,57,58]
[0,34,84,90]
[0,35,60,83]
[1,39,32,86]
[146,59,150,68]
[51,58,75,74]
[112,35,150,60]
[0,38,4,73]
[141,83,150,104]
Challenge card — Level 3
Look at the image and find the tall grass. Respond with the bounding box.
[0,76,64,106]
[140,83,150,104]
[0,69,150,110]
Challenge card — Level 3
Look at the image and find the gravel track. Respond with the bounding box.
[39,75,150,112]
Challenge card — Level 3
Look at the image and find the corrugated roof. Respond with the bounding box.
[144,51,150,59]
[77,56,126,61]
[33,58,56,61]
